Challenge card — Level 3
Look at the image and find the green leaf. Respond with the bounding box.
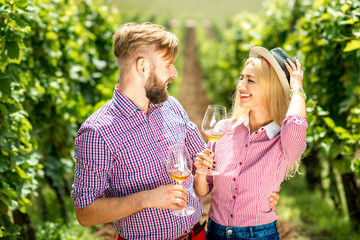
[0,52,9,73]
[333,126,353,140]
[340,18,358,25]
[0,159,9,173]
[5,41,19,60]
[14,0,28,9]
[340,4,350,13]
[0,103,8,117]
[18,197,31,213]
[344,40,360,52]
[15,165,27,179]
[323,117,335,128]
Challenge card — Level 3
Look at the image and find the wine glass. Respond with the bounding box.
[165,144,195,216]
[197,105,227,175]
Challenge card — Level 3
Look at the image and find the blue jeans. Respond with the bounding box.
[206,218,280,240]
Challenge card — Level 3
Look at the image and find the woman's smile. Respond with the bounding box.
[240,92,252,99]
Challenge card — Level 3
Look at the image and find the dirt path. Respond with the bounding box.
[177,20,213,228]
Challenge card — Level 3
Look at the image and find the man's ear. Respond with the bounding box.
[136,57,149,79]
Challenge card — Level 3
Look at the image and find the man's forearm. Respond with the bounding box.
[75,190,149,227]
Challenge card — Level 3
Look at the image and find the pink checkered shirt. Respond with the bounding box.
[206,113,307,227]
[71,87,205,239]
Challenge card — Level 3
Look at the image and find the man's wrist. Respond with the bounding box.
[138,190,151,210]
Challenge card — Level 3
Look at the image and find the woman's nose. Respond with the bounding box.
[238,81,247,90]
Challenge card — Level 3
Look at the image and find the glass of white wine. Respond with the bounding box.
[197,105,227,175]
[165,144,195,216]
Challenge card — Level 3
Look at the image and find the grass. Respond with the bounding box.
[277,169,360,240]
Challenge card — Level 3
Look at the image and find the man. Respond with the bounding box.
[71,22,279,240]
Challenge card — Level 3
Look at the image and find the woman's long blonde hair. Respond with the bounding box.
[231,56,300,179]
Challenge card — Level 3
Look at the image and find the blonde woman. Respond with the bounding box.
[194,47,307,240]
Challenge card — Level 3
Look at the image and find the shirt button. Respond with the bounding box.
[230,214,233,218]
[245,144,248,147]
[239,162,242,165]
[261,127,264,131]
[294,119,302,125]
[233,178,236,181]
[232,196,236,199]
[227,229,233,235]
[255,131,258,134]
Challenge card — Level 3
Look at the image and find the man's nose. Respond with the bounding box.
[170,66,178,79]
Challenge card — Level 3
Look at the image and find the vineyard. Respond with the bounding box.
[0,0,359,239]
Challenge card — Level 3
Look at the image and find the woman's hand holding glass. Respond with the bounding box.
[198,105,227,175]
[194,149,216,173]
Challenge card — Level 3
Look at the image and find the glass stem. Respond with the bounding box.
[210,140,215,155]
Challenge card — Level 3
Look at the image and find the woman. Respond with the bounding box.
[194,47,307,239]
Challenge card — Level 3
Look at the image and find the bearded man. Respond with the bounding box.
[70,22,207,240]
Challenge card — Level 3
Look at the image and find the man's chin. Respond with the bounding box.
[149,93,169,104]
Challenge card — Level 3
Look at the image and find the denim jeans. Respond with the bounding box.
[206,218,280,240]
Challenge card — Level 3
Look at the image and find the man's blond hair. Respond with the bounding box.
[113,22,179,60]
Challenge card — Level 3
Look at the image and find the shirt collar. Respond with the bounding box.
[232,112,280,140]
[112,86,163,118]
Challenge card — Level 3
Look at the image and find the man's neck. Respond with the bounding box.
[117,81,150,113]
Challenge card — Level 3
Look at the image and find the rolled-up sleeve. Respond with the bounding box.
[280,115,308,164]
[71,127,113,210]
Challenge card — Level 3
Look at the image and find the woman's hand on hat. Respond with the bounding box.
[284,57,304,90]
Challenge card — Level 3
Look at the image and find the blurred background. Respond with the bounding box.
[113,0,264,25]
[0,0,359,239]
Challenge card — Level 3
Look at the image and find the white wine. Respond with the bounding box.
[204,130,224,142]
[168,170,190,183]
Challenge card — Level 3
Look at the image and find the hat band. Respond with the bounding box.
[261,57,271,67]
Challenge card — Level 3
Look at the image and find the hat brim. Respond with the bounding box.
[249,47,290,96]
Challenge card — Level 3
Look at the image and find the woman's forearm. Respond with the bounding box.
[286,92,307,119]
[194,173,209,197]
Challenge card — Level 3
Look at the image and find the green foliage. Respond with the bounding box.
[27,185,103,240]
[278,173,360,240]
[1,0,359,238]
[0,0,121,238]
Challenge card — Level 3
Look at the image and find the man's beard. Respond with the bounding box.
[145,71,169,104]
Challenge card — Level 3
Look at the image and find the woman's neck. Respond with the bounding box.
[249,109,272,134]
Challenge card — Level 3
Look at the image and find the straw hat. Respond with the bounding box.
[250,46,296,96]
